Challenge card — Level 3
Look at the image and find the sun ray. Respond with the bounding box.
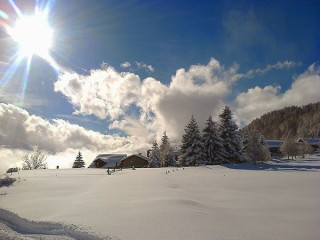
[0,0,61,106]
[0,53,23,87]
[7,0,22,18]
[20,55,33,105]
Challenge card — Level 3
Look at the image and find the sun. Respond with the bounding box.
[10,13,53,59]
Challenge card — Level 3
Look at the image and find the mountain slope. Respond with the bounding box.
[243,102,320,140]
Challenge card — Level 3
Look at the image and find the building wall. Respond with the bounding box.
[121,156,149,168]
[94,159,106,168]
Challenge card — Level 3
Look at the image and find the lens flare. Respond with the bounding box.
[0,0,62,107]
[0,10,9,20]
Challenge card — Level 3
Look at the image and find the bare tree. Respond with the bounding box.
[22,146,47,170]
[299,142,313,158]
[280,137,298,160]
[247,131,271,165]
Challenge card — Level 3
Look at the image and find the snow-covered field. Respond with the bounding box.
[1,155,320,240]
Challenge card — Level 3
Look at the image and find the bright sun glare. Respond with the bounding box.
[10,13,53,58]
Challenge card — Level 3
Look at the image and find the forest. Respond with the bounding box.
[243,102,320,140]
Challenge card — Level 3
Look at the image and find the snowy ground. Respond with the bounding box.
[1,154,320,240]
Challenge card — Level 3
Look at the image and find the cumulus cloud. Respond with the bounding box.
[54,58,235,140]
[54,66,142,120]
[120,61,131,68]
[235,63,320,124]
[137,58,237,139]
[54,57,316,144]
[109,116,149,137]
[0,103,149,172]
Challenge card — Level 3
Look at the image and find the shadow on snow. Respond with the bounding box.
[221,158,320,172]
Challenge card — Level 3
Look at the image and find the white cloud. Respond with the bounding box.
[255,60,301,74]
[137,58,235,139]
[54,57,317,144]
[235,63,320,124]
[0,148,26,173]
[120,61,131,68]
[0,103,150,172]
[135,61,154,72]
[109,116,149,137]
[54,58,234,140]
[54,66,142,120]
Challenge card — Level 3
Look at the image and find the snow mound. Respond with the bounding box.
[0,208,112,240]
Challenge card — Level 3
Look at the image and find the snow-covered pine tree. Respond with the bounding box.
[167,146,177,166]
[180,115,204,166]
[259,134,267,146]
[150,141,161,167]
[160,131,170,167]
[202,115,224,164]
[232,121,244,162]
[259,133,271,163]
[219,106,243,163]
[72,151,85,168]
[241,129,251,161]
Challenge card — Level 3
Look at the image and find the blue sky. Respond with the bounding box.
[0,0,319,169]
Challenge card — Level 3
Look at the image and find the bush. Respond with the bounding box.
[0,176,17,187]
[6,167,18,173]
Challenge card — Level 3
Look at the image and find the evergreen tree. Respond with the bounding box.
[160,131,170,167]
[180,115,204,166]
[72,151,85,168]
[202,115,224,164]
[241,129,251,161]
[259,134,267,146]
[149,141,161,167]
[219,106,243,163]
[167,146,177,166]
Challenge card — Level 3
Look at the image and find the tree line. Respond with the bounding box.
[20,102,319,170]
[149,106,271,167]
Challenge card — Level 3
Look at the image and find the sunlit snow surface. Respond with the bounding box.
[1,154,320,240]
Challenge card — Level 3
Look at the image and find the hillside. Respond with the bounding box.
[243,102,320,140]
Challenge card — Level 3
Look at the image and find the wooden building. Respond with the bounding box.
[266,140,283,156]
[297,138,320,151]
[88,154,127,168]
[121,154,149,168]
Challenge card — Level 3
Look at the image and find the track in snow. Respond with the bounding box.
[0,208,115,240]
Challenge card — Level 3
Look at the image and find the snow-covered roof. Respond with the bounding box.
[266,140,283,148]
[298,138,320,145]
[88,154,127,168]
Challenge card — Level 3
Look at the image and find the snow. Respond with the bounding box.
[0,208,108,240]
[88,154,127,168]
[1,155,320,240]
